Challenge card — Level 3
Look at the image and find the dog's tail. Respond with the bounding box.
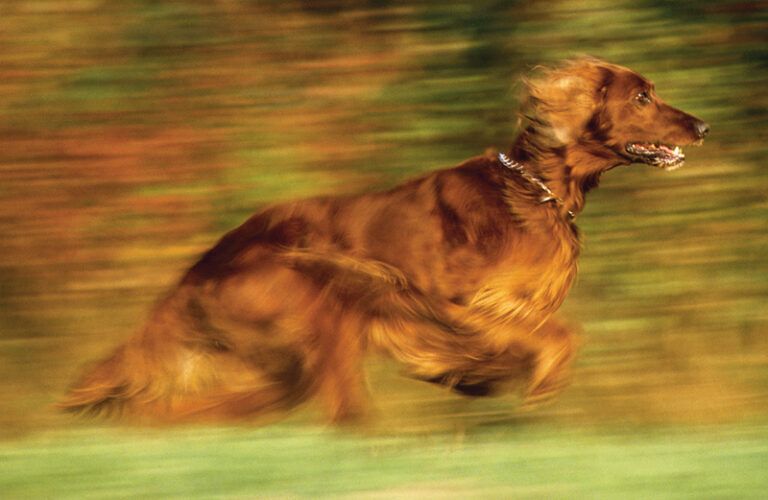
[57,346,141,416]
[58,313,310,422]
[58,341,310,422]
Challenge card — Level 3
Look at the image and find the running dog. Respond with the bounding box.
[61,57,709,422]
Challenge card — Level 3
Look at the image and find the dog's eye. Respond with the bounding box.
[635,91,652,105]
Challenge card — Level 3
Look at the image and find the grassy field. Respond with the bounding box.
[3,422,767,498]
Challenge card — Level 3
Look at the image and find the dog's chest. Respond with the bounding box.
[469,222,579,320]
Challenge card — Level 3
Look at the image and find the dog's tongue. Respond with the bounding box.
[658,144,681,156]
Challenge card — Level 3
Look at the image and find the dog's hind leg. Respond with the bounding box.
[166,346,314,422]
[310,306,369,423]
[179,303,369,424]
[166,265,372,423]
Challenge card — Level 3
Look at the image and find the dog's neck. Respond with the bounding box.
[497,152,575,219]
[510,132,626,217]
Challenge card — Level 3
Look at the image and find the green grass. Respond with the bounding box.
[1,423,766,498]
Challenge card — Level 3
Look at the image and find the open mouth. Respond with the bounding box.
[625,143,685,171]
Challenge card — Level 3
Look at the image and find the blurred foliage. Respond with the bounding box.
[0,0,767,495]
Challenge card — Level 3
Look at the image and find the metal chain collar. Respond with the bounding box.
[497,152,575,220]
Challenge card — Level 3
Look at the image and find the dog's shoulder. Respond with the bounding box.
[433,155,509,204]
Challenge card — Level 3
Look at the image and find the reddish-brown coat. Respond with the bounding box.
[61,58,707,423]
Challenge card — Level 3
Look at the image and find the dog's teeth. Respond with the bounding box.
[673,146,680,155]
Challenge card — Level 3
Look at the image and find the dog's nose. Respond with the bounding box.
[694,120,710,139]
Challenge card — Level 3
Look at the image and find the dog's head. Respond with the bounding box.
[519,57,709,171]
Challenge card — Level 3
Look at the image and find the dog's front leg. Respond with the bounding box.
[519,315,580,406]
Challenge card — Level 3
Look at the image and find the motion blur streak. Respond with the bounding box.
[0,0,766,497]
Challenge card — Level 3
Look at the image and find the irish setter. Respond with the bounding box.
[61,57,709,422]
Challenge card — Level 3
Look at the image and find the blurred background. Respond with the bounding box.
[1,0,767,497]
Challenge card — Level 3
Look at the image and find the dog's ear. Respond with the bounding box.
[519,58,607,146]
[596,66,615,102]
